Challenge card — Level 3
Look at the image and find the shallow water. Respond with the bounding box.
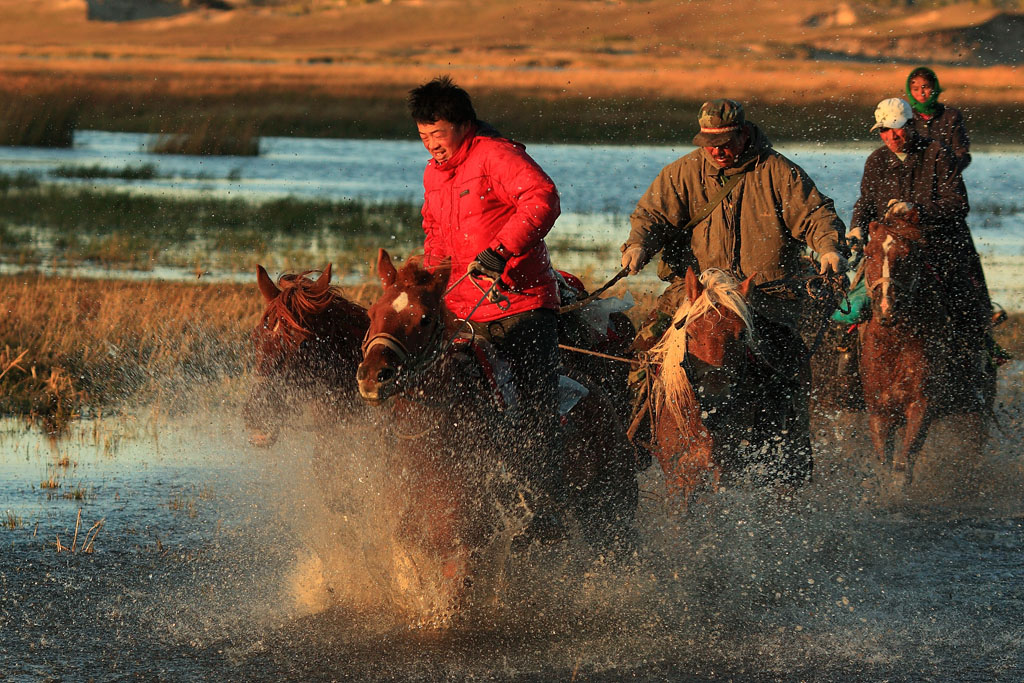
[2,364,1023,680]
[1,132,1022,309]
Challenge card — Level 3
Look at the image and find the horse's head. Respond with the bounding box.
[864,218,925,326]
[246,263,369,446]
[253,264,333,374]
[650,268,755,427]
[357,249,452,403]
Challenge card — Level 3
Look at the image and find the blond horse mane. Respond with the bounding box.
[649,269,756,434]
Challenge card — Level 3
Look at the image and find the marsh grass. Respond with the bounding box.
[0,274,264,432]
[149,116,260,156]
[2,510,23,530]
[55,509,103,554]
[0,176,422,270]
[62,486,89,501]
[52,163,160,181]
[4,77,1023,145]
[0,95,81,148]
[169,494,198,518]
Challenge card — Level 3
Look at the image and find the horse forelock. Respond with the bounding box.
[650,269,755,433]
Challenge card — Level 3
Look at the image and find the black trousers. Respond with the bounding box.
[471,308,566,512]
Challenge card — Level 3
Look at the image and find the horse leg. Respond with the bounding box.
[867,411,896,466]
[561,382,639,551]
[895,399,930,489]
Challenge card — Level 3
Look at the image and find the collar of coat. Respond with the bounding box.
[882,131,928,167]
[701,121,773,178]
[429,120,506,174]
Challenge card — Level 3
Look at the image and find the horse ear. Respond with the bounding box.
[377,249,398,289]
[311,263,332,294]
[684,267,703,303]
[256,265,280,302]
[739,272,756,299]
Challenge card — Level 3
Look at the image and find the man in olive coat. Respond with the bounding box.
[620,99,847,485]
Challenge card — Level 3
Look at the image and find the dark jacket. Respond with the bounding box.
[908,103,971,176]
[851,133,972,267]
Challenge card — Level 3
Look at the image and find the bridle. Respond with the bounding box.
[865,237,923,319]
[359,271,506,393]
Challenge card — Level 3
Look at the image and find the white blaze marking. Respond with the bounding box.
[881,234,894,313]
[392,291,409,312]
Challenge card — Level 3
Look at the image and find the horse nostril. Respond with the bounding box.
[377,367,396,383]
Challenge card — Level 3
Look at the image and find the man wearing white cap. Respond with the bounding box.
[850,97,993,372]
[620,98,848,487]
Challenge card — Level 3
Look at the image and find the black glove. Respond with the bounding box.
[468,248,507,281]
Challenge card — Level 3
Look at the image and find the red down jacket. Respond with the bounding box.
[421,124,560,322]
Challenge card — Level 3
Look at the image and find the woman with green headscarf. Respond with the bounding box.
[906,66,971,175]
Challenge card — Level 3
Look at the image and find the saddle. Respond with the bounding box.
[448,336,589,421]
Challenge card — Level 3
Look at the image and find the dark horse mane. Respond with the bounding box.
[259,269,368,348]
[254,266,369,377]
[245,265,370,447]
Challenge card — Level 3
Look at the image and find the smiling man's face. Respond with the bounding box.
[416,119,472,164]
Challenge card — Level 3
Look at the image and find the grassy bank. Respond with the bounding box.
[0,175,422,273]
[0,275,263,432]
[2,82,1022,146]
[2,272,1020,433]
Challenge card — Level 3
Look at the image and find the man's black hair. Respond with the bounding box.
[408,75,477,126]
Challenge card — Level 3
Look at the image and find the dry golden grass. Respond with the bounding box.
[2,510,24,530]
[55,508,103,554]
[0,94,81,147]
[0,274,264,432]
[149,116,260,156]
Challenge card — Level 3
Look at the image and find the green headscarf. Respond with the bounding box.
[906,66,943,116]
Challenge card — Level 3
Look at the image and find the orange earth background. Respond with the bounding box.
[2,0,1023,142]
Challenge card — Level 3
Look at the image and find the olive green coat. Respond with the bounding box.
[625,123,844,324]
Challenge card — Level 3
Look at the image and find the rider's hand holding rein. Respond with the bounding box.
[467,248,512,306]
[845,226,864,252]
[620,243,650,275]
[818,251,848,275]
[885,199,916,219]
[468,247,507,281]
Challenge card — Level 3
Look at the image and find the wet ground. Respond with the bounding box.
[2,364,1023,681]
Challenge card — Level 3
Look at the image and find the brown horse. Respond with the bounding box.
[645,268,812,506]
[356,249,638,615]
[858,217,992,487]
[243,264,369,449]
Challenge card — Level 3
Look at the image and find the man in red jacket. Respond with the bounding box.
[408,76,565,543]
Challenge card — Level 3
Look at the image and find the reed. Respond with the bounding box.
[2,510,23,530]
[0,175,423,269]
[0,274,263,432]
[149,115,260,156]
[0,94,81,148]
[54,509,104,554]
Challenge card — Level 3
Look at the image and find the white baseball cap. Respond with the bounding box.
[870,98,914,131]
